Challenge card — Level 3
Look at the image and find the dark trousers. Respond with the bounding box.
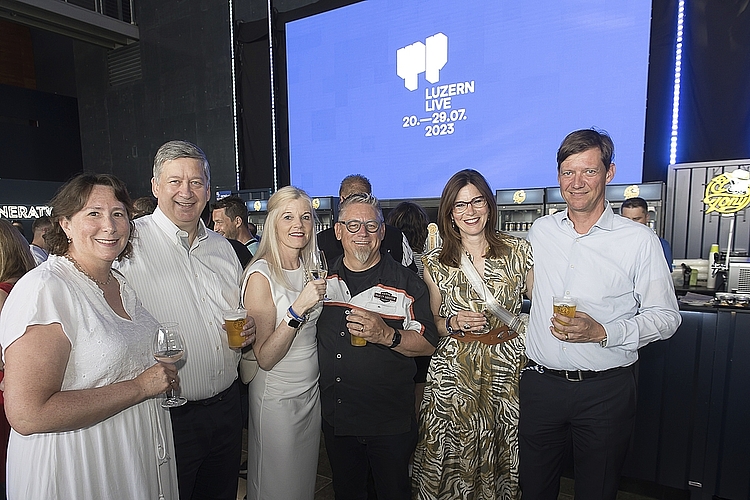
[170,380,243,500]
[518,364,637,500]
[322,417,417,500]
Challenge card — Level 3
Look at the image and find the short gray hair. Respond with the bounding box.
[338,193,383,222]
[153,140,211,185]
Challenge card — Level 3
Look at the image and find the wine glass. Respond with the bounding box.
[152,322,187,408]
[308,250,329,299]
[308,250,328,280]
[469,287,490,334]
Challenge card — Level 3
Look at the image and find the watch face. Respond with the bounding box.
[288,318,303,329]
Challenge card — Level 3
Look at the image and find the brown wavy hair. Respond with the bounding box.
[437,169,507,268]
[45,174,134,260]
[0,219,35,283]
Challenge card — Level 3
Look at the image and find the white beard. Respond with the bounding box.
[351,246,375,264]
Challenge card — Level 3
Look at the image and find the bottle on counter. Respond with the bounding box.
[707,243,719,289]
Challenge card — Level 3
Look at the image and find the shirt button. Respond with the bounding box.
[340,331,345,337]
[565,291,570,295]
[336,377,341,382]
[337,398,342,404]
[336,353,342,359]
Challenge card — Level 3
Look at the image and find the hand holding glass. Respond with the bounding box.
[223,308,247,349]
[468,288,490,334]
[552,296,577,333]
[153,323,187,408]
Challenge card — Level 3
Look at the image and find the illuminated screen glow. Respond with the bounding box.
[286,0,652,198]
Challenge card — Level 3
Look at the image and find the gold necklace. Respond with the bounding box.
[65,254,113,287]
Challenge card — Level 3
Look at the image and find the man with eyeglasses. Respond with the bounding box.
[318,174,418,273]
[316,193,438,500]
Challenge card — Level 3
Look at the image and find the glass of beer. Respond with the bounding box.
[552,296,577,332]
[223,308,247,349]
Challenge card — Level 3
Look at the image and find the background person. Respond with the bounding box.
[521,129,681,500]
[412,169,533,500]
[0,174,179,499]
[29,215,52,265]
[620,196,673,269]
[117,141,255,500]
[132,195,157,219]
[212,195,259,256]
[0,218,36,499]
[317,193,438,500]
[317,174,417,272]
[386,201,432,415]
[241,186,326,500]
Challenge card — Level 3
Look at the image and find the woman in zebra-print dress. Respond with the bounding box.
[412,170,533,500]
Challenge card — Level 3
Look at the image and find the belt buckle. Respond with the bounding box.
[564,370,584,382]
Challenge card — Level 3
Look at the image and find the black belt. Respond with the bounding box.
[187,379,237,406]
[526,360,627,382]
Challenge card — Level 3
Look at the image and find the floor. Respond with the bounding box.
[236,430,689,500]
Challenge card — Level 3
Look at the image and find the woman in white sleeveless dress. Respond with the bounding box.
[241,186,327,500]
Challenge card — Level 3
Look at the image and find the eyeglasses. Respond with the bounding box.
[338,219,382,233]
[452,196,487,213]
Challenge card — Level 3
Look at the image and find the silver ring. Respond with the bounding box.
[463,323,470,330]
[360,325,364,332]
[170,379,176,385]
[565,333,569,341]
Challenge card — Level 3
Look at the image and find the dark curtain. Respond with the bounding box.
[643,0,680,182]
[678,0,750,163]
[236,17,283,191]
[236,1,362,192]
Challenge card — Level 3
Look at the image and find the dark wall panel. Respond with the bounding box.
[0,84,83,181]
[74,0,236,199]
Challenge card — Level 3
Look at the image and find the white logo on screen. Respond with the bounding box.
[396,33,448,91]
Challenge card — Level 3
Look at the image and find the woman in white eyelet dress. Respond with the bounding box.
[0,174,178,500]
[241,186,327,500]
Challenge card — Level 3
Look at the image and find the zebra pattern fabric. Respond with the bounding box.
[412,236,532,500]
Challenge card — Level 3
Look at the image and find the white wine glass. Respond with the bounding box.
[308,250,329,299]
[152,322,187,408]
[469,287,490,334]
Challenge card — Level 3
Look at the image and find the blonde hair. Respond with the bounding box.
[0,219,35,283]
[247,186,319,289]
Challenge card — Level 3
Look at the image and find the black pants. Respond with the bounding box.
[170,380,243,500]
[518,364,637,500]
[322,418,417,500]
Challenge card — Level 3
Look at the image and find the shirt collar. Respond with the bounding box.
[151,206,208,249]
[559,201,614,234]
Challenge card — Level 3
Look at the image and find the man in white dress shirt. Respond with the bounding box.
[520,129,681,500]
[118,140,256,500]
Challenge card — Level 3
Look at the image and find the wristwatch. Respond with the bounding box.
[284,314,304,329]
[599,334,608,348]
[388,328,402,349]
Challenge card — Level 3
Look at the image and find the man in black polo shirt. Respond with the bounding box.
[318,193,438,500]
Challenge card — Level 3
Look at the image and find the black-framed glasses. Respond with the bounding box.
[453,196,487,214]
[338,219,382,233]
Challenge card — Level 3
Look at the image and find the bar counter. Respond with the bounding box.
[622,304,750,499]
